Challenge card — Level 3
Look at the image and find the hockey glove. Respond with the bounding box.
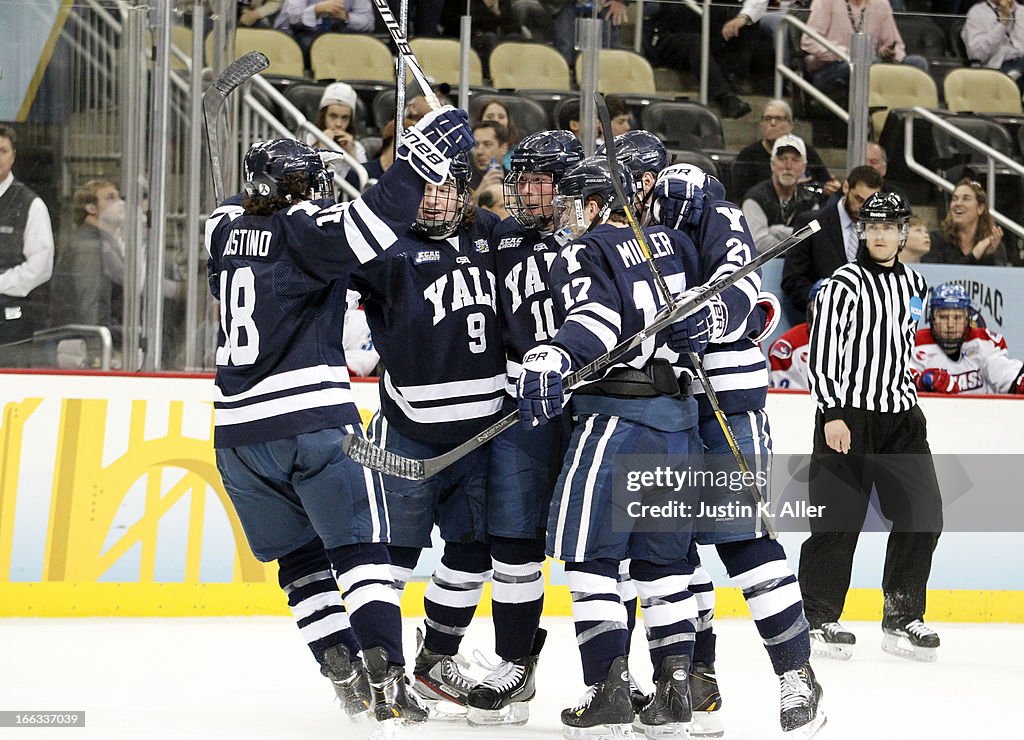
[517,344,573,427]
[651,163,708,228]
[397,106,475,185]
[1012,369,1024,395]
[666,307,712,356]
[916,368,958,394]
[675,288,728,343]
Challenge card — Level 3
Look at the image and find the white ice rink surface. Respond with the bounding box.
[1,616,1020,739]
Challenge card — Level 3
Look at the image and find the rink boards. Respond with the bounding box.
[1,370,1022,621]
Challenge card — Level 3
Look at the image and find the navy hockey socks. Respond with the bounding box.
[423,540,492,656]
[565,559,629,686]
[631,558,697,680]
[690,565,717,666]
[490,536,546,660]
[717,538,810,675]
[328,542,404,665]
[278,538,360,666]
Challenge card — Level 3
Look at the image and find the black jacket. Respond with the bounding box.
[782,198,849,317]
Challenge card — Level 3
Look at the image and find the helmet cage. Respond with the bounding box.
[503,170,557,231]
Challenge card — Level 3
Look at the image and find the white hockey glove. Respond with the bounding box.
[749,291,781,344]
[517,345,573,427]
[397,106,475,185]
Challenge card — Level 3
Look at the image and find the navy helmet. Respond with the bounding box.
[597,130,669,177]
[243,138,332,202]
[928,282,973,353]
[552,155,635,240]
[414,151,472,238]
[504,130,585,231]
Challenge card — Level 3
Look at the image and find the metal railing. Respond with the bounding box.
[903,107,1024,241]
[774,13,851,122]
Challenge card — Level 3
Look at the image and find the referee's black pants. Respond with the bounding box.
[798,405,943,630]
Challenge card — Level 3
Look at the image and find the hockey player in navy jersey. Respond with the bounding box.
[351,152,506,717]
[650,163,825,738]
[205,107,474,726]
[516,155,713,738]
[596,129,668,220]
[463,130,586,726]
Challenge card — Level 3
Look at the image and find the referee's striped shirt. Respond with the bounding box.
[808,259,928,420]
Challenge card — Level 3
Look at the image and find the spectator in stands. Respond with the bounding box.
[730,99,835,200]
[309,82,367,185]
[963,0,1024,95]
[363,118,411,180]
[469,120,510,191]
[647,1,754,118]
[402,77,452,123]
[781,165,883,318]
[865,141,911,205]
[900,214,932,263]
[475,99,520,170]
[237,0,281,27]
[801,0,928,100]
[922,178,1007,266]
[556,95,629,141]
[718,0,779,94]
[476,182,510,220]
[546,0,629,67]
[742,134,826,253]
[0,125,54,368]
[275,0,374,69]
[912,282,1024,395]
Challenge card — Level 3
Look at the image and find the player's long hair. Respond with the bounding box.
[242,173,310,216]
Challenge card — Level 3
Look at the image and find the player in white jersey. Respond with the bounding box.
[768,280,825,390]
[911,282,1024,395]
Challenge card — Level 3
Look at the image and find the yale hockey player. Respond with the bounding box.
[205,105,474,725]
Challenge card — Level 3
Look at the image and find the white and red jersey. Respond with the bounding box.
[912,327,1024,395]
[768,322,811,390]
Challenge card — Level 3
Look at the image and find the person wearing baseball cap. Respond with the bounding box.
[743,133,824,252]
[310,81,366,184]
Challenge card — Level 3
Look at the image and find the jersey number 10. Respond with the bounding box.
[216,267,260,366]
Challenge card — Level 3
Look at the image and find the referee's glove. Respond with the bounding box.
[517,345,573,426]
[916,368,958,394]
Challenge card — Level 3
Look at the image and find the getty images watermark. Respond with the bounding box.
[611,454,1024,534]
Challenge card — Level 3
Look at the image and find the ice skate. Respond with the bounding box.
[688,662,724,738]
[411,627,475,719]
[635,654,692,739]
[881,619,940,663]
[320,643,372,721]
[561,655,635,739]
[779,663,826,739]
[362,646,429,725]
[466,628,546,726]
[629,672,652,715]
[809,621,855,660]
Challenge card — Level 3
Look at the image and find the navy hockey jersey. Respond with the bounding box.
[492,218,562,396]
[548,223,703,381]
[352,208,506,444]
[686,201,769,416]
[204,161,426,448]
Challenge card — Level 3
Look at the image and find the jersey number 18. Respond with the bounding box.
[216,267,260,366]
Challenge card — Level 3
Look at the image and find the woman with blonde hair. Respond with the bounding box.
[923,178,1007,266]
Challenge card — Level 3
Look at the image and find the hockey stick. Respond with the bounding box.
[203,51,270,203]
[371,0,441,111]
[342,218,821,480]
[595,93,777,538]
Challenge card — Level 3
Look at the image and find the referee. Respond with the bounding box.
[798,192,943,663]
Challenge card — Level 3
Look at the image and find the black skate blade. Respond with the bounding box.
[881,634,938,663]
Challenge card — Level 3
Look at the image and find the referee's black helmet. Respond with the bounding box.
[857,191,911,247]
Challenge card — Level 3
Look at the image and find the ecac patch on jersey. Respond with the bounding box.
[498,236,523,251]
[474,239,490,253]
[414,250,441,264]
[909,295,924,321]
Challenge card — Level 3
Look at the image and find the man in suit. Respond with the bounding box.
[781,165,883,321]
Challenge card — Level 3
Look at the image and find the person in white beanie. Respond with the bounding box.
[309,81,367,187]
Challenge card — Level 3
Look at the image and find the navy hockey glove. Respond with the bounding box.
[650,163,714,229]
[666,308,712,356]
[397,106,475,185]
[517,344,572,427]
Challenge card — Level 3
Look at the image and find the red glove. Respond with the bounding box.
[917,368,958,394]
[1012,370,1024,395]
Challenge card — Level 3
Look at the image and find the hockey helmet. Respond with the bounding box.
[856,191,912,246]
[504,130,585,231]
[927,282,973,354]
[243,138,333,202]
[596,129,669,177]
[552,155,635,240]
[414,151,471,238]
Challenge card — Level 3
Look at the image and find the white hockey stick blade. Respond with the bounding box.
[343,219,822,480]
[202,51,270,202]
